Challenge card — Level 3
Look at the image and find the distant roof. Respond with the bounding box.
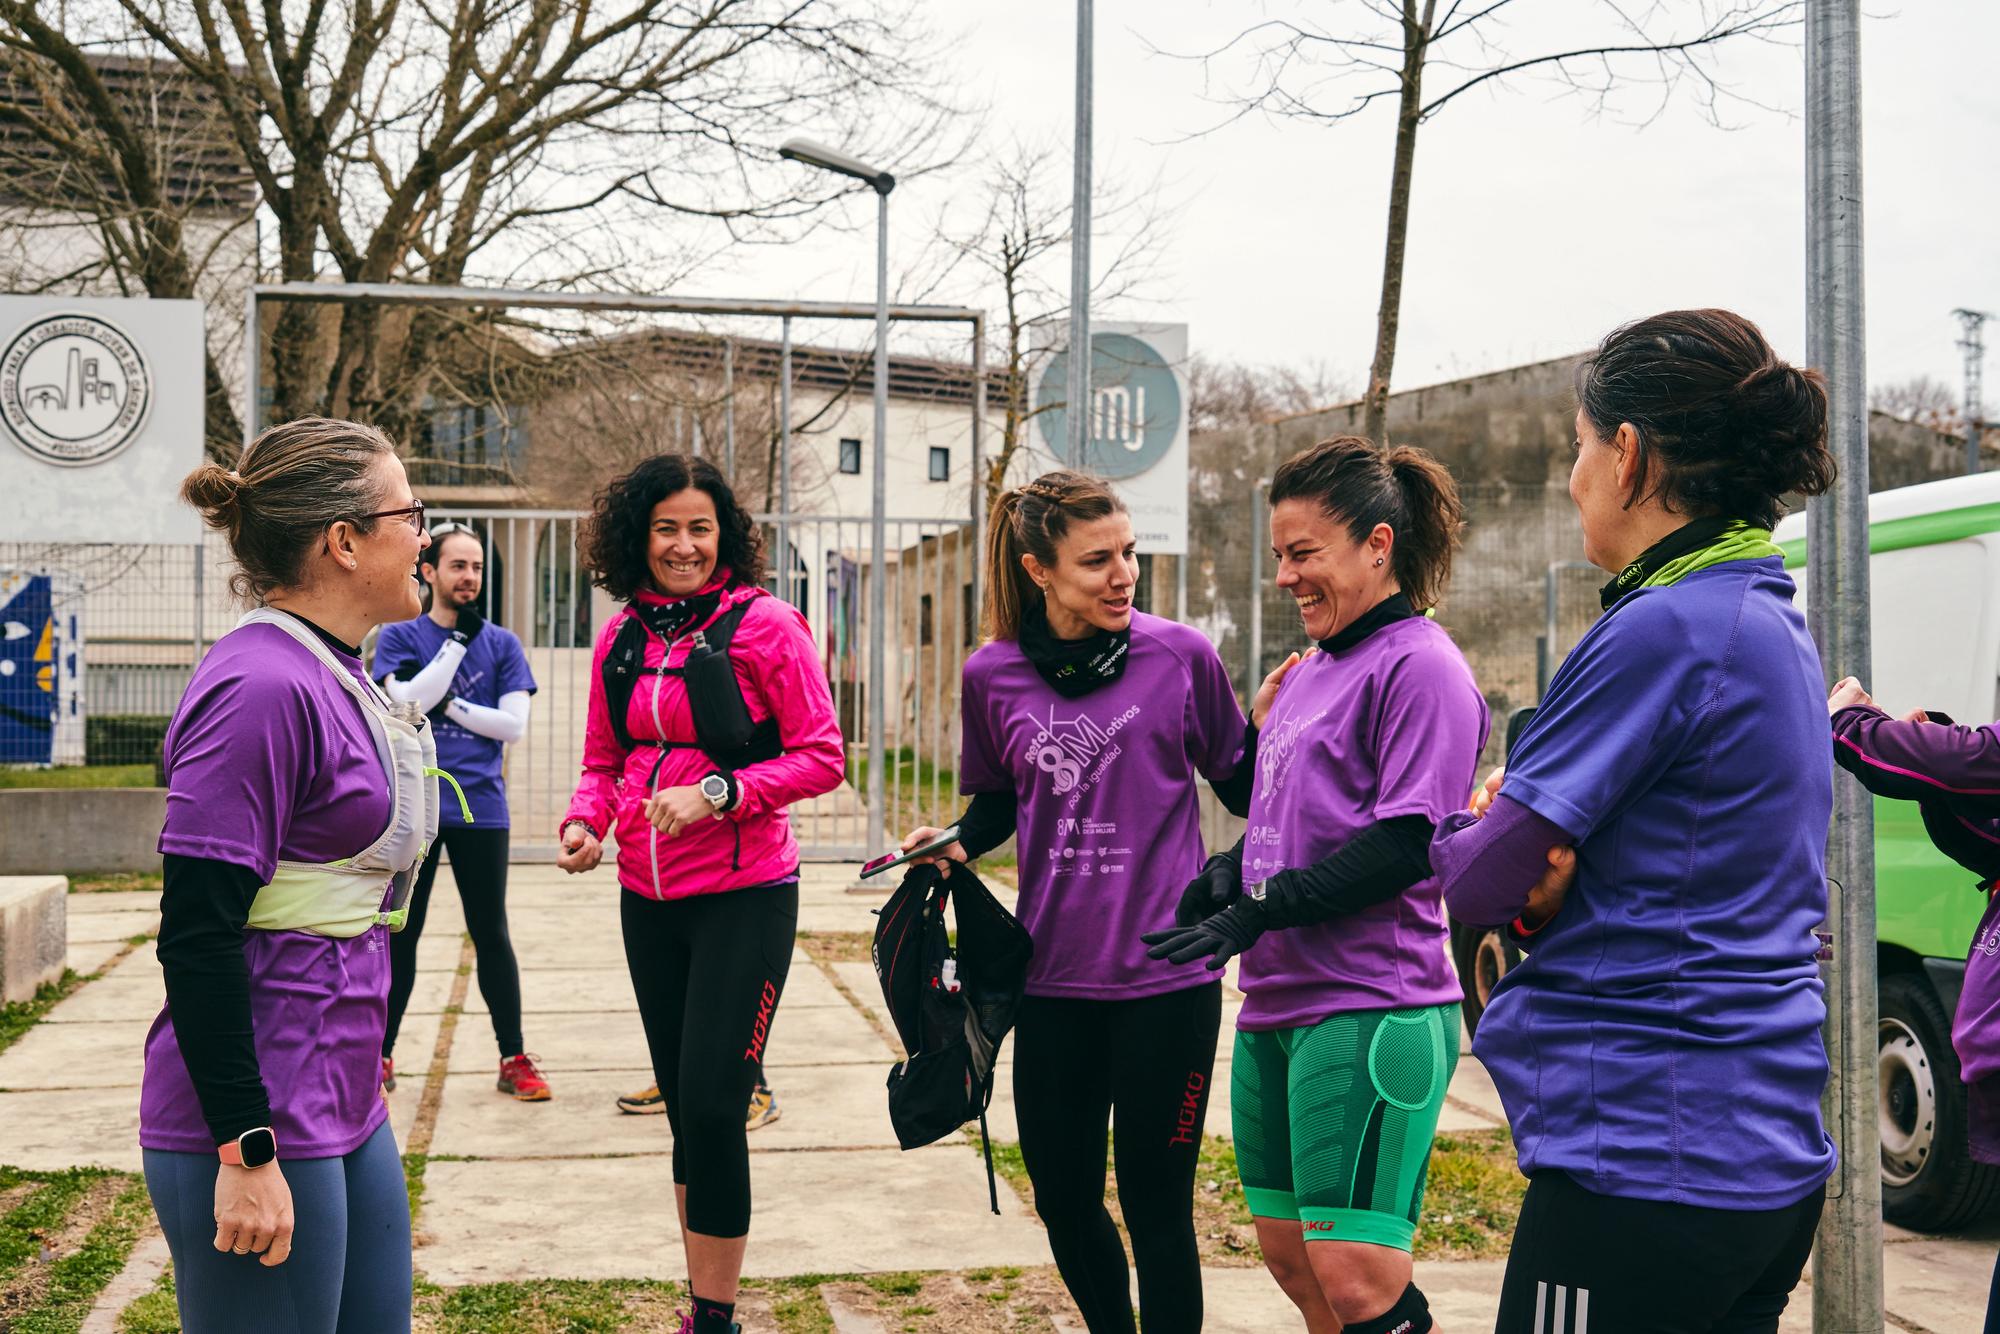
[560,326,989,407]
[0,55,256,215]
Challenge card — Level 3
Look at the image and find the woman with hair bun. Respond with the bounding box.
[146,418,435,1331]
[1433,309,1839,1332]
[1145,438,1489,1334]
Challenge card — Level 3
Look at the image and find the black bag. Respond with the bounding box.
[870,861,1033,1213]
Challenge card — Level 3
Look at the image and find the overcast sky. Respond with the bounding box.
[682,1,1999,404]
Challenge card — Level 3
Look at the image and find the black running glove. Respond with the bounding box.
[451,604,486,644]
[1143,896,1268,970]
[428,694,456,723]
[1174,853,1243,926]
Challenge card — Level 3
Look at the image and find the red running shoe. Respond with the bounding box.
[381,1056,396,1092]
[497,1053,552,1101]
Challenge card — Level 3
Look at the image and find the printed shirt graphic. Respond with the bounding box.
[960,612,1246,999]
[374,616,537,828]
[1237,617,1489,1030]
[1483,558,1836,1210]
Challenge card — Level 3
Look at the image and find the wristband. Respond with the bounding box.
[562,819,601,842]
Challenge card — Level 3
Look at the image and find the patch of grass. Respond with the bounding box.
[0,973,88,1059]
[10,1174,153,1333]
[0,1170,96,1286]
[1192,1135,1262,1265]
[744,1274,837,1334]
[862,1272,925,1298]
[66,873,162,894]
[403,1154,429,1225]
[1415,1127,1526,1260]
[0,765,157,790]
[115,1270,176,1333]
[438,1278,678,1333]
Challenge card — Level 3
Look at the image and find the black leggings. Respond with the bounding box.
[384,825,524,1060]
[621,883,799,1239]
[1012,983,1222,1334]
[1496,1170,1824,1333]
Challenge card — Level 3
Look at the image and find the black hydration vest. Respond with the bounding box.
[601,599,784,772]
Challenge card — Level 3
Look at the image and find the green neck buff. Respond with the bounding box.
[1601,517,1782,609]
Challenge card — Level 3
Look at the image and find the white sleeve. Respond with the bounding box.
[443,690,531,744]
[379,638,466,712]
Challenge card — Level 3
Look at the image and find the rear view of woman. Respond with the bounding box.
[1433,309,1838,1333]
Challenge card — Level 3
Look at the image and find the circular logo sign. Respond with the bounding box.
[0,313,153,467]
[1035,333,1182,480]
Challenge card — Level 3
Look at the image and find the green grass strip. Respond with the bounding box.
[11,1174,154,1334]
[0,972,89,1060]
[0,1169,99,1286]
[0,765,157,790]
[115,1269,177,1334]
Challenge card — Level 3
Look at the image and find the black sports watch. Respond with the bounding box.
[699,772,733,813]
[219,1126,277,1169]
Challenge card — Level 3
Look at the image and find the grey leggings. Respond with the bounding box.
[143,1121,411,1334]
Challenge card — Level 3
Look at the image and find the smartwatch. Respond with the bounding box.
[699,772,733,813]
[218,1127,278,1169]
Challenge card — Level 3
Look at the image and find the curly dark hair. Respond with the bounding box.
[580,454,765,600]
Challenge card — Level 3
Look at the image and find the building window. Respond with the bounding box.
[920,593,934,647]
[928,446,949,482]
[838,438,862,474]
[962,581,977,646]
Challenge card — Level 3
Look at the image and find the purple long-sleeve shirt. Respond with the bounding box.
[1431,795,1573,930]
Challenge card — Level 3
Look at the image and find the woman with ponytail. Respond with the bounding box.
[1143,438,1488,1334]
[898,470,1262,1334]
[1432,310,1838,1331]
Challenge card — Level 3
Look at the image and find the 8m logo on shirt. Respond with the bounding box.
[1023,703,1140,800]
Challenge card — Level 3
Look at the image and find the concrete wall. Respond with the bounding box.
[0,789,166,876]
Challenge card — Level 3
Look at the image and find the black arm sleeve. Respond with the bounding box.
[955,789,1019,860]
[1257,814,1436,930]
[1205,721,1259,818]
[158,853,274,1146]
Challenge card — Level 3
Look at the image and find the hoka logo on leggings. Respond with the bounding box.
[1168,1071,1206,1145]
[744,980,777,1062]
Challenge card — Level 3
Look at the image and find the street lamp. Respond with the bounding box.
[780,136,896,858]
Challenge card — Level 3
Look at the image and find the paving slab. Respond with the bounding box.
[446,1000,887,1076]
[0,1015,145,1089]
[415,1143,1050,1286]
[66,938,131,978]
[67,890,161,915]
[0,1085,143,1171]
[390,1012,445,1077]
[1881,1228,2000,1330]
[387,1078,426,1149]
[39,972,164,1024]
[64,909,159,945]
[394,967,456,1018]
[456,962,842,1019]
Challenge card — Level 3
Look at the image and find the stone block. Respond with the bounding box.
[0,876,67,1003]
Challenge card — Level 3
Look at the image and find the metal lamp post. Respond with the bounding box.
[780,137,896,857]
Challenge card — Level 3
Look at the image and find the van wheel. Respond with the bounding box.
[1451,921,1517,1040]
[1879,972,2000,1231]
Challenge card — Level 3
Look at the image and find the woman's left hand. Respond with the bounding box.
[1828,676,1874,715]
[644,784,718,838]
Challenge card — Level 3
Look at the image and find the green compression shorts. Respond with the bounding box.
[1231,1002,1460,1251]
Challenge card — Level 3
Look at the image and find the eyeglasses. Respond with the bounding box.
[362,501,427,533]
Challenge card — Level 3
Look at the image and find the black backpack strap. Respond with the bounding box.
[599,615,650,753]
[979,1108,999,1216]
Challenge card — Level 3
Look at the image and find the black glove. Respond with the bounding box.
[1142,896,1268,970]
[451,603,486,644]
[390,658,422,681]
[1175,854,1242,926]
[427,693,456,723]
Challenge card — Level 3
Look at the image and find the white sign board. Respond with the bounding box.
[0,296,204,544]
[1030,322,1189,554]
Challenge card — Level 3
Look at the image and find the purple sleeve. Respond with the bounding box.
[958,663,1009,794]
[1432,794,1573,929]
[371,620,418,682]
[1184,637,1249,781]
[497,630,538,697]
[1831,704,2000,805]
[1371,648,1490,824]
[158,665,310,882]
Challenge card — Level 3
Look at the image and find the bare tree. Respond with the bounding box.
[0,0,956,455]
[1184,1,1799,443]
[1871,374,1962,434]
[931,138,1170,512]
[1187,353,1351,432]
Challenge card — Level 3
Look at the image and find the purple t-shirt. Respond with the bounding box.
[1237,616,1489,1030]
[143,621,395,1158]
[1485,559,1835,1209]
[960,612,1247,999]
[374,616,537,827]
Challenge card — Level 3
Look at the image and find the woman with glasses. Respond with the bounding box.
[145,418,436,1332]
[374,522,545,1100]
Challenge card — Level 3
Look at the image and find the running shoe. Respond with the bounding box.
[671,1314,741,1334]
[497,1053,552,1101]
[381,1056,396,1092]
[746,1081,781,1131]
[617,1083,667,1115]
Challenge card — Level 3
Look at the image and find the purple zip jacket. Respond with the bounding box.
[1830,702,2000,1163]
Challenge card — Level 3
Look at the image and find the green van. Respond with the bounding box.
[1452,472,2000,1231]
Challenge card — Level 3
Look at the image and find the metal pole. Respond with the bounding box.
[779,317,793,609]
[192,544,205,663]
[867,186,892,858]
[970,315,986,628]
[1065,0,1093,470]
[243,289,260,450]
[1176,551,1188,623]
[1247,479,1263,699]
[724,337,737,480]
[1805,1,1881,1326]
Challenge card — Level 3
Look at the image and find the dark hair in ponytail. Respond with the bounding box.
[1576,308,1835,529]
[1268,437,1463,613]
[984,470,1125,640]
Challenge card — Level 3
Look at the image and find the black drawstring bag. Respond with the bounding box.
[870,861,1033,1213]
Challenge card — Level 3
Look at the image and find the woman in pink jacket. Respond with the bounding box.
[557,454,843,1334]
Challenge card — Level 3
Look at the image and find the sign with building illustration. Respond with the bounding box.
[0,295,203,543]
[1032,322,1189,554]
